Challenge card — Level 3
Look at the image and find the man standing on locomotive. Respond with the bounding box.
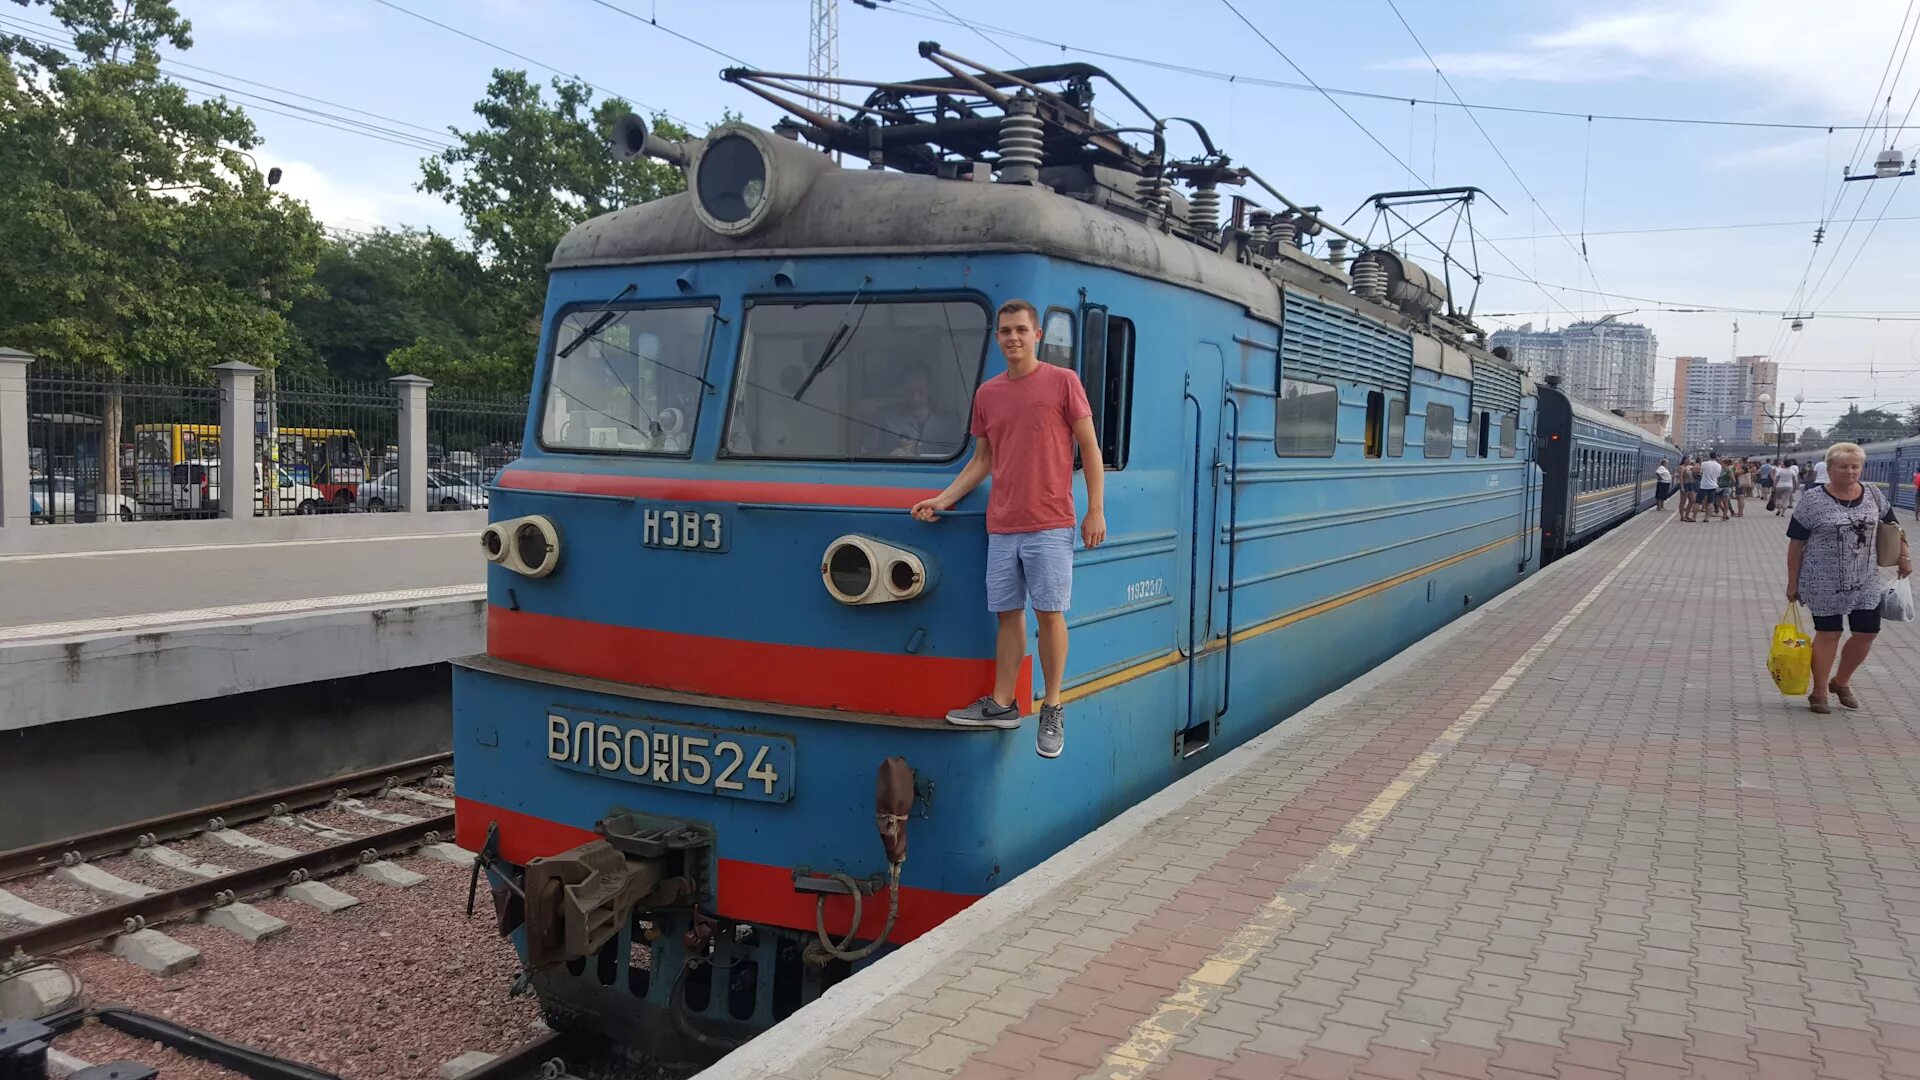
[911,299,1107,759]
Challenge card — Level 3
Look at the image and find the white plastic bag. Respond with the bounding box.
[1881,568,1916,623]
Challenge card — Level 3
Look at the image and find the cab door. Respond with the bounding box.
[1177,343,1226,757]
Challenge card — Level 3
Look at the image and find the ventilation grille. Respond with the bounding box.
[1470,357,1523,416]
[1280,292,1412,391]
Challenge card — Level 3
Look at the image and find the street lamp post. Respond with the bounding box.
[1758,392,1804,462]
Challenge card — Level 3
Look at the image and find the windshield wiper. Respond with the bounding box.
[557,283,638,359]
[793,277,871,401]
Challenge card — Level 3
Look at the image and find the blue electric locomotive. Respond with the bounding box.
[452,48,1644,1056]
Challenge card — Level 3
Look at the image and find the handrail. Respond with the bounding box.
[1218,394,1239,723]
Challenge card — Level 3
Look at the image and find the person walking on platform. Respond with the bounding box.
[1760,459,1776,513]
[1779,460,1799,515]
[1655,459,1673,510]
[1697,455,1724,523]
[1786,442,1912,714]
[1733,458,1749,517]
[1678,458,1698,522]
[1717,456,1736,519]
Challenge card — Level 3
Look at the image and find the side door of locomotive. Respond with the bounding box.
[1176,340,1227,757]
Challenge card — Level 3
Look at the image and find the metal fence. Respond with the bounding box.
[427,389,526,513]
[23,365,220,524]
[20,365,528,525]
[264,373,402,516]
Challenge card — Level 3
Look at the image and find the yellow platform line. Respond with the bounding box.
[1091,514,1674,1079]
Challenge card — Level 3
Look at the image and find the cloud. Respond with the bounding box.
[267,159,458,233]
[179,0,372,40]
[1382,0,1915,113]
[1709,133,1834,171]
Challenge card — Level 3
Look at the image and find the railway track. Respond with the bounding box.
[0,754,464,974]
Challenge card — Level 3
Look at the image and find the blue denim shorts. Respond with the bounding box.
[985,527,1074,612]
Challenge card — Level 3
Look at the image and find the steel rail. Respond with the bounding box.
[448,1027,609,1080]
[0,753,453,883]
[0,814,453,960]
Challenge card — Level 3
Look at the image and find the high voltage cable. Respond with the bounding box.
[1381,0,1608,305]
[575,0,753,67]
[1765,0,1918,364]
[1,20,453,153]
[363,0,694,131]
[1214,0,1582,324]
[0,12,455,142]
[875,0,1920,134]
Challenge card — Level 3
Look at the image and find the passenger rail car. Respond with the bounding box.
[1534,382,1677,560]
[1863,434,1920,515]
[451,49,1649,1058]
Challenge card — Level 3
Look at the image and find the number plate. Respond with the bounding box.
[641,503,728,552]
[545,708,792,803]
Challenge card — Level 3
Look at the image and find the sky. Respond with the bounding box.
[13,0,1920,430]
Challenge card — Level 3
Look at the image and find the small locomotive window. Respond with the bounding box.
[1276,378,1337,457]
[540,304,716,456]
[1041,308,1076,367]
[1424,403,1454,459]
[1364,391,1385,458]
[1088,314,1134,471]
[1386,396,1406,457]
[1501,412,1519,457]
[723,298,988,461]
[1477,411,1491,458]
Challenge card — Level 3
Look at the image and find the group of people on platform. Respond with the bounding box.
[1650,453,1854,521]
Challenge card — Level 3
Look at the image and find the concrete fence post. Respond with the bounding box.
[213,362,261,520]
[391,375,431,514]
[0,347,33,529]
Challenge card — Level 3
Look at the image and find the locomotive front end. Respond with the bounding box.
[450,119,1042,1057]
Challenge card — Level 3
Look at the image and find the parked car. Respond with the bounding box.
[28,475,142,523]
[359,469,490,511]
[169,462,329,515]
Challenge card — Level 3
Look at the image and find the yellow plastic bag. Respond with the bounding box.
[1769,604,1812,696]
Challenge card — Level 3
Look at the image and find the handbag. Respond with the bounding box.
[1876,488,1905,566]
[1881,523,1906,566]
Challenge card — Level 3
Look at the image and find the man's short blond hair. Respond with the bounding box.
[996,299,1039,328]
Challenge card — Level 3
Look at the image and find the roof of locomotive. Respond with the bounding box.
[551,164,1295,321]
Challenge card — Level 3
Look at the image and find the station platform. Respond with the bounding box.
[0,527,485,847]
[700,508,1920,1080]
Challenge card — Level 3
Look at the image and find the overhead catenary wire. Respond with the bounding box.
[574,0,753,67]
[1,20,455,153]
[1382,0,1609,303]
[364,0,699,132]
[872,0,1920,134]
[1214,0,1584,325]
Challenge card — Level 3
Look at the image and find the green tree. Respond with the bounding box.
[397,70,692,391]
[1827,406,1906,443]
[1905,404,1920,434]
[1799,426,1825,443]
[0,0,323,373]
[285,228,483,384]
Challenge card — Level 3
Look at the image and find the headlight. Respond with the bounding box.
[489,515,560,578]
[687,123,831,238]
[822,536,934,605]
[696,134,767,225]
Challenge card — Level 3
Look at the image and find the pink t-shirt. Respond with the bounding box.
[969,363,1093,534]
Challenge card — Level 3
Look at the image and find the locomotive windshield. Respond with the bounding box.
[539,304,714,455]
[723,298,987,461]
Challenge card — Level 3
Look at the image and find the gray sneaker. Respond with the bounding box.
[1036,704,1064,758]
[946,696,1019,729]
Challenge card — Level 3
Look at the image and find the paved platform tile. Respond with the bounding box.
[733,510,1920,1080]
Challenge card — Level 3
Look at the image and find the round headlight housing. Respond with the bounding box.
[696,134,768,226]
[687,123,831,238]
